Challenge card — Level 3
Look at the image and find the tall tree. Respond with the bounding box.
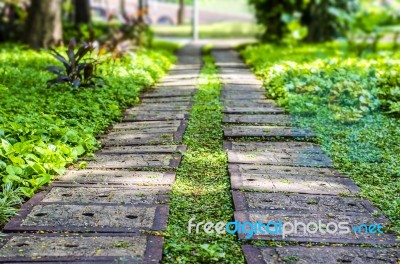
[24,0,63,49]
[177,0,185,25]
[74,0,91,24]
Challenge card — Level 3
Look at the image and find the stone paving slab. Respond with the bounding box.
[140,96,192,104]
[104,125,186,142]
[225,126,316,138]
[112,120,183,131]
[229,171,359,195]
[156,79,198,86]
[141,88,196,98]
[56,170,176,186]
[4,197,168,233]
[222,106,285,114]
[232,191,377,215]
[227,151,333,167]
[223,114,291,125]
[132,104,192,112]
[222,99,277,106]
[221,91,266,100]
[224,141,323,153]
[41,186,170,204]
[234,211,395,244]
[222,84,263,91]
[242,245,400,264]
[221,79,263,85]
[124,110,188,121]
[98,145,186,155]
[85,154,182,169]
[229,164,342,177]
[0,233,163,263]
[100,133,175,147]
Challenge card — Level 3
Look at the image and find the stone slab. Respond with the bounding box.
[221,79,263,85]
[98,145,186,155]
[0,233,163,263]
[100,133,176,147]
[223,107,285,114]
[221,92,266,100]
[224,126,316,138]
[232,191,378,215]
[124,111,188,121]
[227,151,333,167]
[222,84,263,91]
[140,88,195,98]
[41,186,170,204]
[162,72,199,80]
[140,96,192,104]
[112,120,182,131]
[56,170,176,186]
[224,141,323,154]
[223,114,290,125]
[229,164,342,177]
[85,154,182,169]
[234,211,395,244]
[4,196,168,233]
[156,79,198,86]
[133,104,192,112]
[242,245,400,264]
[229,171,359,195]
[222,99,277,107]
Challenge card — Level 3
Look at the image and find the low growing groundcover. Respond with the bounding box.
[0,42,177,225]
[241,43,400,234]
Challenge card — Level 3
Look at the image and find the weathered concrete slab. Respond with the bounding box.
[101,133,175,147]
[98,145,186,155]
[222,84,263,91]
[221,79,263,85]
[0,233,163,263]
[112,120,182,131]
[42,186,169,204]
[232,191,377,214]
[221,91,266,100]
[133,104,192,112]
[222,99,276,106]
[162,72,199,80]
[227,151,333,167]
[56,170,176,186]
[140,96,192,104]
[223,114,289,125]
[223,107,285,114]
[234,211,395,244]
[224,126,316,138]
[156,79,198,86]
[229,164,341,177]
[4,201,168,232]
[224,141,323,153]
[242,245,400,264]
[107,127,179,136]
[229,171,359,195]
[85,154,182,169]
[141,88,196,98]
[124,110,187,121]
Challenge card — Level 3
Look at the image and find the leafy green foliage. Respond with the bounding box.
[47,40,103,88]
[0,41,176,225]
[241,43,400,233]
[164,53,244,263]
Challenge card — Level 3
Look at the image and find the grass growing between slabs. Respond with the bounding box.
[0,41,177,226]
[241,43,400,234]
[164,53,244,262]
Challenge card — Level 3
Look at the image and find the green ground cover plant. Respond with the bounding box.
[0,41,177,226]
[241,43,400,233]
[164,51,244,263]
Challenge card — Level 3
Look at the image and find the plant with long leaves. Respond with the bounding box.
[46,40,103,88]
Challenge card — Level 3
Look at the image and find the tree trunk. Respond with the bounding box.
[177,0,185,25]
[74,0,91,24]
[24,0,63,49]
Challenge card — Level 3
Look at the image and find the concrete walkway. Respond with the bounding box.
[0,44,202,263]
[212,48,399,263]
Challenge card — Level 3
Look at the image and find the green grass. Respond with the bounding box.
[240,43,400,234]
[0,41,177,225]
[163,52,244,263]
[153,22,263,39]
